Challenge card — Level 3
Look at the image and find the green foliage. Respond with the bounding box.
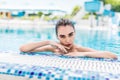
[100,0,120,12]
[28,13,37,16]
[82,12,97,19]
[44,13,52,16]
[104,0,120,5]
[112,5,120,12]
[82,13,90,19]
[71,5,81,16]
[51,16,59,20]
[38,12,43,17]
[44,16,51,21]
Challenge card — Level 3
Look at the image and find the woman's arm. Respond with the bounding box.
[85,51,118,59]
[20,41,50,52]
[65,51,117,59]
[65,46,118,59]
[20,40,67,53]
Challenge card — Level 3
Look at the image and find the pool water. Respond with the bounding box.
[0,27,120,80]
[0,27,120,55]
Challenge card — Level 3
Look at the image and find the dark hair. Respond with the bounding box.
[55,19,75,36]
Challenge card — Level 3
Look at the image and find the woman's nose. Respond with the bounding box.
[65,37,70,43]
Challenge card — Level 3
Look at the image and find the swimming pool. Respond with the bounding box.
[0,27,120,80]
[0,27,120,54]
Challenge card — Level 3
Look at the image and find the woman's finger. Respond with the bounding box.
[58,45,67,53]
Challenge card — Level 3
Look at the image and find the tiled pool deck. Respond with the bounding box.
[0,52,120,80]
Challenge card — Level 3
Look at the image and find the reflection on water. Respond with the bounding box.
[0,28,120,54]
[76,29,120,54]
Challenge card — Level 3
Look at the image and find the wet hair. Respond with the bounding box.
[55,19,75,36]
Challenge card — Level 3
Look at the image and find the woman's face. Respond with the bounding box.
[57,25,75,49]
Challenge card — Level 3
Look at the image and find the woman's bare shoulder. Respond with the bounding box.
[74,44,96,52]
[74,44,83,49]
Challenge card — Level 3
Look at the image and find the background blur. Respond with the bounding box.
[0,0,120,28]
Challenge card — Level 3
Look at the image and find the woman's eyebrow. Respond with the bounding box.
[59,34,65,37]
[59,32,74,36]
[68,32,74,35]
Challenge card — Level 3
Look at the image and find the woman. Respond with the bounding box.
[20,19,117,59]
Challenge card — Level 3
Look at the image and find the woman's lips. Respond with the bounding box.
[64,44,72,50]
[61,43,72,49]
[64,44,71,47]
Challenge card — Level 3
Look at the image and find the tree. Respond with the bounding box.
[44,13,52,16]
[38,12,43,17]
[100,0,120,12]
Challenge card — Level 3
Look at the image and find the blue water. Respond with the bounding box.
[0,27,120,55]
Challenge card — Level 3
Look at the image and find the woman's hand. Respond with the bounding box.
[49,41,67,54]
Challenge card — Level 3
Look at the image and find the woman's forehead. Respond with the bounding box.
[57,25,75,35]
